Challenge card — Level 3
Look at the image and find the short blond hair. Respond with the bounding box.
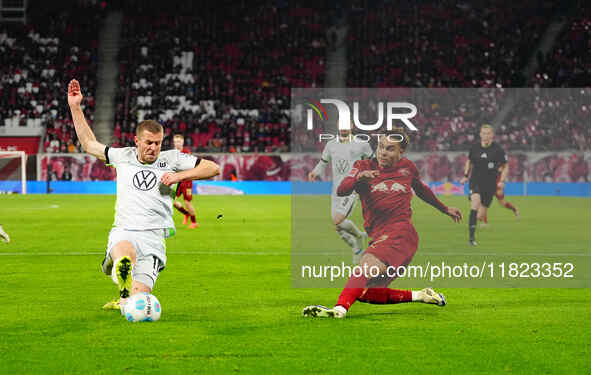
[481,124,494,133]
[136,120,163,136]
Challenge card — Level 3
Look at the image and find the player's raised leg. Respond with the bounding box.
[108,241,136,307]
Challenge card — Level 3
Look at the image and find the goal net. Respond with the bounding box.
[0,151,27,194]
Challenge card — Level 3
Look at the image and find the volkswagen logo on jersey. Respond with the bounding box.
[133,170,157,191]
[335,159,350,174]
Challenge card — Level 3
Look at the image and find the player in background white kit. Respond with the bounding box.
[67,79,220,313]
[308,128,373,263]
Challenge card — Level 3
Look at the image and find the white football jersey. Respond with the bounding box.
[321,140,373,193]
[106,147,198,231]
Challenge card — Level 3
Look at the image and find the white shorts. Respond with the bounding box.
[106,227,167,289]
[331,193,357,220]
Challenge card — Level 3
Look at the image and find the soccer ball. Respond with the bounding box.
[123,292,162,322]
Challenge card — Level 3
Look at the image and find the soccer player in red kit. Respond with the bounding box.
[173,134,199,228]
[303,128,462,318]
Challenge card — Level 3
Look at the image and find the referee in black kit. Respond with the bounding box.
[460,124,507,246]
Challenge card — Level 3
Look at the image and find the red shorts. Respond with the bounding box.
[366,221,419,279]
[175,180,193,201]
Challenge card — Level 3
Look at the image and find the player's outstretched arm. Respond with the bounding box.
[412,179,462,223]
[67,79,106,161]
[161,159,220,186]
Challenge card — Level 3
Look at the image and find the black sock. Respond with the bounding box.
[469,209,477,240]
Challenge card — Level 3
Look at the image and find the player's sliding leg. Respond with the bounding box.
[469,193,481,246]
[303,253,445,319]
[101,239,136,310]
[109,241,136,309]
[358,287,445,306]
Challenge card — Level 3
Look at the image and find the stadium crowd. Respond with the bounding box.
[0,0,102,153]
[1,0,589,153]
[113,0,325,152]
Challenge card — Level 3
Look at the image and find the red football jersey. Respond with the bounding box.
[337,158,447,238]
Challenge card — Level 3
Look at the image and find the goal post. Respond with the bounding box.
[0,150,27,194]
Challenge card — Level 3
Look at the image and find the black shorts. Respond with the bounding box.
[469,179,495,207]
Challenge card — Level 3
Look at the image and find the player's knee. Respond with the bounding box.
[360,253,387,277]
[111,241,136,264]
[333,215,345,227]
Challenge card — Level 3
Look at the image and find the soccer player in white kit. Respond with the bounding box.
[308,129,373,263]
[67,79,220,313]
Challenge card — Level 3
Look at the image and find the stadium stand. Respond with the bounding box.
[0,0,103,153]
[113,0,329,152]
[2,0,588,154]
[347,0,554,88]
[532,5,591,87]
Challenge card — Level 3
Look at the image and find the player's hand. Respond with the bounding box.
[308,171,318,181]
[446,207,462,223]
[357,170,379,181]
[497,181,505,190]
[459,176,468,185]
[161,172,181,186]
[67,79,83,108]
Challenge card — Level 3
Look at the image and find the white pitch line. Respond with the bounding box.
[0,251,589,257]
[0,251,287,256]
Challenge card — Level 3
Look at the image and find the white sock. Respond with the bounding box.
[337,229,357,249]
[333,305,347,315]
[411,291,422,302]
[338,219,363,238]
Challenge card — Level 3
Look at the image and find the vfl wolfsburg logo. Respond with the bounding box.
[335,159,349,174]
[133,170,157,191]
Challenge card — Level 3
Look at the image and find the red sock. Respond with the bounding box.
[335,274,368,310]
[483,214,488,224]
[175,205,189,216]
[190,215,196,223]
[358,288,412,304]
[503,201,516,212]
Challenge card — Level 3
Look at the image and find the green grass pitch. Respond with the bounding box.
[0,194,590,374]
